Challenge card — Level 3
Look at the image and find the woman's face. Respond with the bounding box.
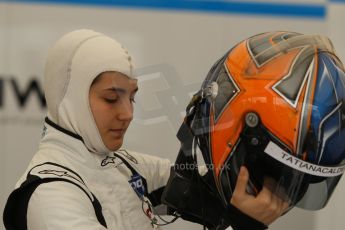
[89,71,138,151]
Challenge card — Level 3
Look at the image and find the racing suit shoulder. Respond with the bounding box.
[3,162,107,230]
[27,181,107,230]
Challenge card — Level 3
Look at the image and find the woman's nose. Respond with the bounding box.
[117,101,133,121]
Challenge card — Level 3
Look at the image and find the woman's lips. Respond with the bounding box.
[109,129,125,137]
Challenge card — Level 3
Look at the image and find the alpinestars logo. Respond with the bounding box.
[38,169,78,180]
[101,156,123,167]
[101,150,138,167]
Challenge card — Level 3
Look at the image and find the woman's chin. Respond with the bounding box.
[105,139,123,151]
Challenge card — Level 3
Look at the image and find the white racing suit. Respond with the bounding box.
[3,118,172,230]
[3,29,207,230]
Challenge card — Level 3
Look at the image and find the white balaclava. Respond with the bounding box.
[44,29,134,154]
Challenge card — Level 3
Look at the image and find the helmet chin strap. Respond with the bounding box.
[162,90,233,229]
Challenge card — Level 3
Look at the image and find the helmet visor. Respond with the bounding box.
[263,140,345,210]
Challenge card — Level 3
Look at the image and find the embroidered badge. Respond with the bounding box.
[101,156,123,167]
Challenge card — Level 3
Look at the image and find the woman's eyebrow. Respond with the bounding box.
[105,87,139,95]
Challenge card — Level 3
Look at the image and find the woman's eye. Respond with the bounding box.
[104,98,118,103]
[130,97,136,103]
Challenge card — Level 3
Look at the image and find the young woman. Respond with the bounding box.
[3,29,285,230]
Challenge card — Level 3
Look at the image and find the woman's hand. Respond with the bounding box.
[230,166,290,225]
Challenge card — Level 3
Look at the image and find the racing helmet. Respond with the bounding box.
[185,31,345,211]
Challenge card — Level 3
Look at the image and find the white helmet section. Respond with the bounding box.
[43,29,134,153]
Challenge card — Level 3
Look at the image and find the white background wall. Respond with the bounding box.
[0,1,345,229]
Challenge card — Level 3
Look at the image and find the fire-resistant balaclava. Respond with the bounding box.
[44,29,134,153]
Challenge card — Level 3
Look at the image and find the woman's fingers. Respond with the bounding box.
[236,166,249,193]
[231,166,250,203]
[255,178,292,224]
[230,166,292,226]
[280,200,291,215]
